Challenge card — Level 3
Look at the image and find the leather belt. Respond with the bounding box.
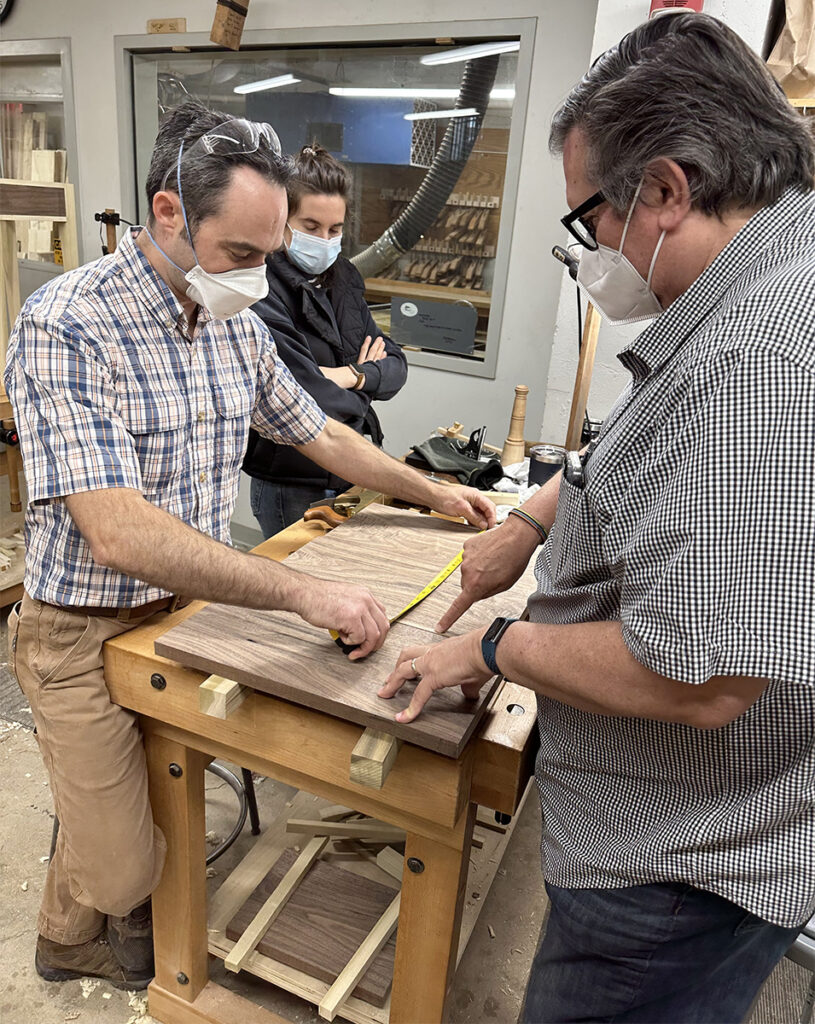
[47,595,190,622]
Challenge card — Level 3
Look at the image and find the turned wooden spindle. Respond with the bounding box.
[501,384,529,466]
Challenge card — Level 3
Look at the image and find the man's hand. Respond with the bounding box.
[436,517,538,632]
[378,630,493,723]
[430,484,497,531]
[294,577,390,660]
[357,335,386,363]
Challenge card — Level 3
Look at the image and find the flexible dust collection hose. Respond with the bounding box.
[351,54,500,278]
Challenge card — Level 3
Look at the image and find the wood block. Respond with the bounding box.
[225,849,397,1006]
[350,728,402,789]
[0,181,66,220]
[375,847,404,883]
[147,17,187,32]
[225,835,329,973]
[155,506,535,757]
[210,0,249,50]
[199,674,248,719]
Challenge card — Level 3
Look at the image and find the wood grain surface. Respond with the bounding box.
[155,506,537,758]
[225,848,396,1006]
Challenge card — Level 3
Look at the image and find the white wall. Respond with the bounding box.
[2,0,772,541]
[541,0,774,444]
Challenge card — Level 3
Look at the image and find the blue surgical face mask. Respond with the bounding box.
[286,225,342,276]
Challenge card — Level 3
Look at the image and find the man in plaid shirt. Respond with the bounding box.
[380,14,815,1023]
[4,101,494,989]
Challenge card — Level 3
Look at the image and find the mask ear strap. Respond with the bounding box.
[619,178,645,254]
[142,226,188,277]
[646,231,666,289]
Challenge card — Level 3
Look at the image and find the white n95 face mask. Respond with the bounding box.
[286,225,342,276]
[184,262,269,320]
[576,180,665,326]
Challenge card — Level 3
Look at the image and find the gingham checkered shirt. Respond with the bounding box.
[4,228,326,607]
[528,186,815,928]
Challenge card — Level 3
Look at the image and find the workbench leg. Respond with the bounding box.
[390,803,476,1024]
[144,727,210,1006]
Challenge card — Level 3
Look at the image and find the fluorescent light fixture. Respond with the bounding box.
[329,87,515,100]
[403,107,479,121]
[234,73,301,95]
[420,40,521,65]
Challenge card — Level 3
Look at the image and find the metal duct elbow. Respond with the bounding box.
[351,54,500,280]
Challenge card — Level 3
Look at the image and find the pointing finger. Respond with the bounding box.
[436,589,476,634]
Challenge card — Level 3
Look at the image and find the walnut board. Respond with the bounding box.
[225,848,396,1006]
[155,505,537,757]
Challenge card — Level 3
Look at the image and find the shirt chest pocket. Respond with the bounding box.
[548,476,607,586]
[117,383,190,496]
[211,383,252,475]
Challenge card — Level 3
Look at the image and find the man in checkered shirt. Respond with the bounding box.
[381,14,815,1022]
[4,102,495,990]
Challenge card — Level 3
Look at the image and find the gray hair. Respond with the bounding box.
[145,101,294,233]
[550,13,815,215]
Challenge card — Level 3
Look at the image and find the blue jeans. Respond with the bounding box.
[249,477,337,539]
[521,882,800,1024]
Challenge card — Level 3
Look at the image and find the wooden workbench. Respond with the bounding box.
[102,503,538,1024]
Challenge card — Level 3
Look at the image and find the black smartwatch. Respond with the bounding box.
[481,616,518,676]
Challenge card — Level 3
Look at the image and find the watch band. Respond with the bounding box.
[348,362,365,390]
[481,616,518,676]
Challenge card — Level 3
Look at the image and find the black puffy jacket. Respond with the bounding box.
[243,251,408,490]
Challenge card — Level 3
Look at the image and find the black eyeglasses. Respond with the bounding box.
[561,190,605,251]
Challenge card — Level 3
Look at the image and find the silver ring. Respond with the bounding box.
[410,658,422,680]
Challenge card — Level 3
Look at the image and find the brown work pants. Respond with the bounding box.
[9,593,166,944]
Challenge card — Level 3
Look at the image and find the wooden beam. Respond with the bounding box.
[318,893,401,1022]
[199,674,248,719]
[144,729,210,1001]
[350,728,402,789]
[565,301,601,450]
[224,835,329,974]
[286,819,406,844]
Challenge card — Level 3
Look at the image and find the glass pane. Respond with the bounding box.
[0,53,68,266]
[132,40,519,365]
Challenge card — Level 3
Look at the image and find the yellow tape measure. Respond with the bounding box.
[330,547,464,652]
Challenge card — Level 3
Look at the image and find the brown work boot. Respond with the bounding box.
[35,932,153,990]
[106,900,154,974]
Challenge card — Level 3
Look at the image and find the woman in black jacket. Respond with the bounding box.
[243,144,408,537]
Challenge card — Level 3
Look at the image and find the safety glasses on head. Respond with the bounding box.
[188,118,282,158]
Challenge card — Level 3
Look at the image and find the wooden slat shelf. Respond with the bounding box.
[363,277,491,311]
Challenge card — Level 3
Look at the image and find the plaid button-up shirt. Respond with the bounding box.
[529,186,815,928]
[4,228,326,607]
